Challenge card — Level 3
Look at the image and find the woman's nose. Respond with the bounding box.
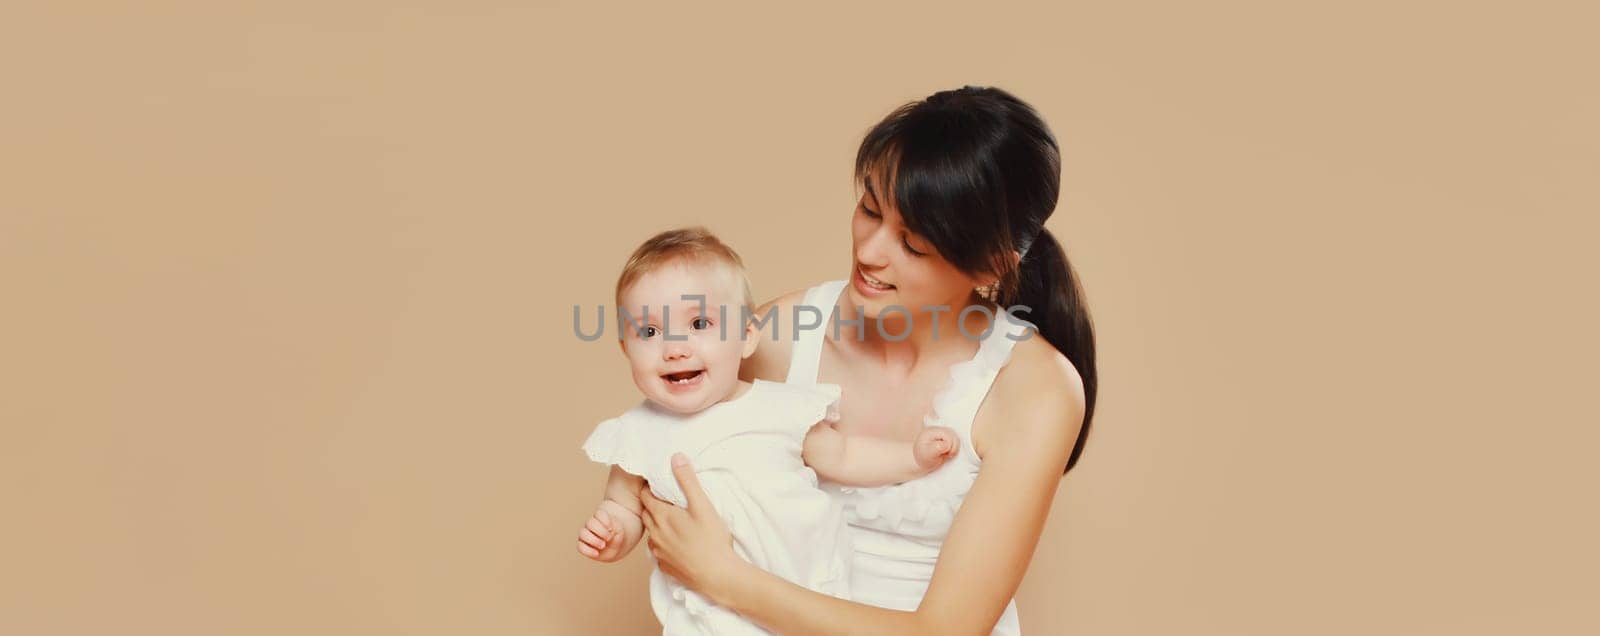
[856,224,894,268]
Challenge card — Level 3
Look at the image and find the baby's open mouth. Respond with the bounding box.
[661,370,705,384]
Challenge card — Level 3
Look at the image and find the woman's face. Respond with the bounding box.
[846,171,989,321]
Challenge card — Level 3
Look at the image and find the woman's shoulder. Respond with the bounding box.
[1005,334,1084,388]
[974,334,1086,456]
[739,286,812,382]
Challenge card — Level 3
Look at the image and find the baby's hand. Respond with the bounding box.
[577,507,624,562]
[913,426,960,470]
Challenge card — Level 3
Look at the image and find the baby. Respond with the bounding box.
[576,227,959,634]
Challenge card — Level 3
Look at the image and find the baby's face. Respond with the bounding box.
[617,262,758,415]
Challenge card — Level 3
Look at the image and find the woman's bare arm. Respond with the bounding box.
[641,343,1086,635]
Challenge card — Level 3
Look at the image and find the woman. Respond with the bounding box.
[639,85,1098,635]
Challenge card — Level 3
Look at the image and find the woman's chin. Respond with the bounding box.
[848,296,924,326]
[844,288,891,317]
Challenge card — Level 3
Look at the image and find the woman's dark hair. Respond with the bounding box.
[855,85,1097,474]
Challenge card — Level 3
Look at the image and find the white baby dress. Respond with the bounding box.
[582,378,853,635]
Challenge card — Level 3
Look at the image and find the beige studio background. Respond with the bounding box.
[3,1,1597,634]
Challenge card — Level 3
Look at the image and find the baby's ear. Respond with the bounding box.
[740,320,759,359]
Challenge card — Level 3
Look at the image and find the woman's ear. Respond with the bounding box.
[974,250,1024,290]
[980,249,1024,291]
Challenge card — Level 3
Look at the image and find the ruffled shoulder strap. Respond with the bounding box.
[580,403,669,479]
[774,380,842,426]
[924,307,1037,462]
[736,380,842,438]
[580,416,627,465]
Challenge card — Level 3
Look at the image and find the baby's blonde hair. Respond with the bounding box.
[615,227,755,318]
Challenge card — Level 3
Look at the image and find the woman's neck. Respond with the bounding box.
[834,290,995,370]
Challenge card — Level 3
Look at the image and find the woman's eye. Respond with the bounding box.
[691,317,713,330]
[903,238,926,257]
[861,205,881,219]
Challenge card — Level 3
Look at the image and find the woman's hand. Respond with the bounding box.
[639,453,747,605]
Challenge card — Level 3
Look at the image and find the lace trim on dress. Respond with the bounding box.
[827,309,1031,531]
[581,417,652,479]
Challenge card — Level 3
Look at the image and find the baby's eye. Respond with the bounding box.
[691,317,713,330]
[637,325,660,339]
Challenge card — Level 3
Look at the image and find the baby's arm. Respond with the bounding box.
[576,465,647,562]
[802,422,959,488]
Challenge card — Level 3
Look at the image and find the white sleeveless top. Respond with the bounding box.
[785,279,1035,635]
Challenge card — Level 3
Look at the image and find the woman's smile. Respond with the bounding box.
[854,264,897,297]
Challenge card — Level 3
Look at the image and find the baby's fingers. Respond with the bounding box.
[586,515,613,538]
[580,526,608,551]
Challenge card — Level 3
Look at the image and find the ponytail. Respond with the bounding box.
[1010,229,1097,474]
